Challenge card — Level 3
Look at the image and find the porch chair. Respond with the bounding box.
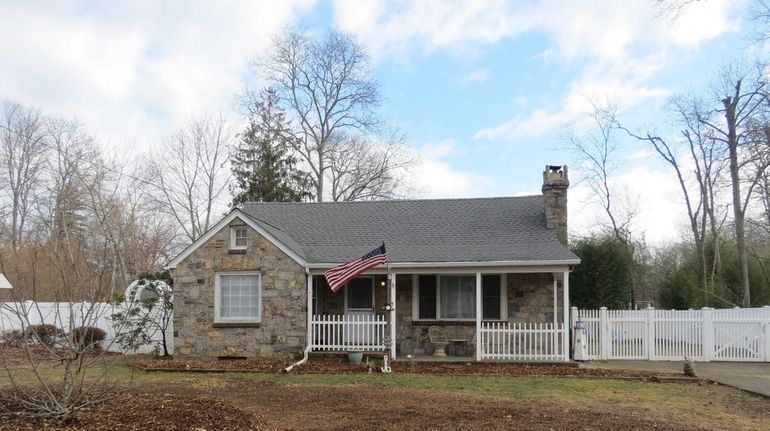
[428,326,449,357]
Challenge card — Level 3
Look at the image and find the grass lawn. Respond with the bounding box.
[3,360,769,430]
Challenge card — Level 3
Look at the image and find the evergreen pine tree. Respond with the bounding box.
[230,88,313,205]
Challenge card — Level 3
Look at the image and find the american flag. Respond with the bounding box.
[324,243,389,293]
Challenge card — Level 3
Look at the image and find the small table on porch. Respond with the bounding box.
[449,338,468,357]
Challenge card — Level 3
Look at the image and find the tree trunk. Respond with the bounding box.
[724,94,751,307]
[316,149,325,202]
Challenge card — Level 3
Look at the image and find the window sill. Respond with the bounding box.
[212,322,260,328]
[227,249,247,254]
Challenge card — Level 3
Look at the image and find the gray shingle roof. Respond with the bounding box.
[240,195,578,264]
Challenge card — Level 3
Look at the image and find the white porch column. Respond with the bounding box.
[475,272,482,361]
[307,273,313,352]
[553,274,558,358]
[562,270,570,362]
[389,273,396,359]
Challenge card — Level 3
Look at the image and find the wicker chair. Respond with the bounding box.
[428,326,449,357]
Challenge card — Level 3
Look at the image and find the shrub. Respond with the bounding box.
[69,326,107,350]
[25,324,64,346]
[0,329,25,347]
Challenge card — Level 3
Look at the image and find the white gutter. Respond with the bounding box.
[284,268,313,373]
[305,259,580,270]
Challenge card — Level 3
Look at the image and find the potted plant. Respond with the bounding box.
[347,351,364,364]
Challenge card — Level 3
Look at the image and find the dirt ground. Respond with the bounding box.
[2,356,768,430]
[2,380,739,431]
[199,380,711,431]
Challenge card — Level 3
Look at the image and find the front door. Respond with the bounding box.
[344,277,375,344]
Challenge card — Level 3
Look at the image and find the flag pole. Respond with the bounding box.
[382,240,392,373]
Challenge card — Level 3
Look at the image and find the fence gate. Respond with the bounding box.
[572,306,770,362]
[711,309,766,362]
[606,310,647,359]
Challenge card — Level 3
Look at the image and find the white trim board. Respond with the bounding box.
[165,209,308,269]
[309,264,574,275]
[306,259,579,271]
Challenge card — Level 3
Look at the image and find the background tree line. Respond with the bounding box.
[568,64,770,310]
[0,27,417,301]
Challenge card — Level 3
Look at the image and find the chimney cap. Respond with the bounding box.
[547,165,562,172]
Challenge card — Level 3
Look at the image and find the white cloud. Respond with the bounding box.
[332,0,737,146]
[332,0,738,61]
[412,140,493,198]
[474,54,670,140]
[459,68,489,85]
[0,0,315,148]
[569,165,687,244]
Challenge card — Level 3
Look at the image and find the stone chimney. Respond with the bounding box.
[542,165,569,246]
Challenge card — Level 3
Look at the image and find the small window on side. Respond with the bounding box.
[230,227,247,250]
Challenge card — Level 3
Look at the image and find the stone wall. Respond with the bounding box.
[172,217,307,360]
[507,273,561,323]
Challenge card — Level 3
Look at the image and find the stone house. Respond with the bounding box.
[167,165,579,362]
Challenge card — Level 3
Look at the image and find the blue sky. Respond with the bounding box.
[0,0,754,242]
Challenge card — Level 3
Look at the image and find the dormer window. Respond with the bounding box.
[230,227,247,250]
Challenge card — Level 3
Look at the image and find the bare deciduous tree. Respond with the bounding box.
[714,66,770,307]
[0,100,47,250]
[328,132,416,202]
[147,115,232,242]
[622,95,727,305]
[565,100,636,243]
[257,27,418,202]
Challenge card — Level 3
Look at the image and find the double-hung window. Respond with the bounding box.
[439,275,476,319]
[230,227,247,250]
[415,274,505,321]
[216,272,261,323]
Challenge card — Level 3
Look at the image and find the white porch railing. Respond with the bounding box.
[573,307,770,362]
[479,322,566,361]
[310,314,387,352]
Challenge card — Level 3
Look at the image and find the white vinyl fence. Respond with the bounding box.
[0,301,173,354]
[572,306,770,362]
[310,314,387,352]
[480,322,567,361]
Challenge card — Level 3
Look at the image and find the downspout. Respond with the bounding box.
[284,268,312,373]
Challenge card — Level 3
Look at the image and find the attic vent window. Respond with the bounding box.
[230,227,247,250]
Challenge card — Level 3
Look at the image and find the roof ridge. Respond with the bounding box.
[240,194,542,206]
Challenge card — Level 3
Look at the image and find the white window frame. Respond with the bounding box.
[412,273,507,321]
[230,226,247,250]
[214,271,261,323]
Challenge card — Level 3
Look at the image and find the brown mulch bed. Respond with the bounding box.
[0,346,73,366]
[0,393,263,431]
[0,346,120,367]
[132,357,678,378]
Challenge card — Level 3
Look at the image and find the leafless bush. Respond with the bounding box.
[0,297,131,425]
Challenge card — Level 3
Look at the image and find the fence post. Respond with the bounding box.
[599,307,608,360]
[702,307,713,362]
[646,306,655,360]
[764,306,770,362]
[570,306,578,360]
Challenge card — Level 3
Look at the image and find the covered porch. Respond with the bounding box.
[306,264,572,362]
